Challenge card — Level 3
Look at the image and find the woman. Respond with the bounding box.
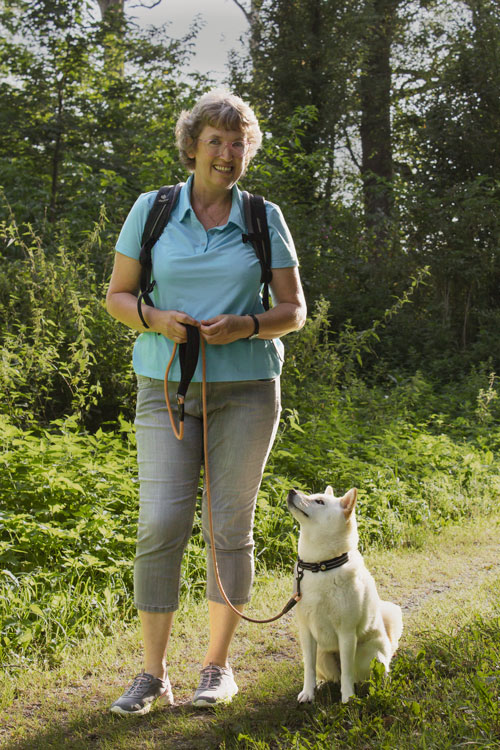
[106,89,306,714]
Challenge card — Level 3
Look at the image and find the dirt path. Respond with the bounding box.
[365,514,500,633]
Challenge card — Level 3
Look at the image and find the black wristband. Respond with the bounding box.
[246,313,260,339]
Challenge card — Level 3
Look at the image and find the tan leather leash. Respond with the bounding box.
[164,332,301,624]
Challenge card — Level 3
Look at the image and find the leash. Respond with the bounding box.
[164,324,301,624]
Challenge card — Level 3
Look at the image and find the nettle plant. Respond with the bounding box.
[0,201,136,426]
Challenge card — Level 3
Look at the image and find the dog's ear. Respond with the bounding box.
[340,488,357,519]
[325,485,334,497]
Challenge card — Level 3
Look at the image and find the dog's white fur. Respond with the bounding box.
[288,486,403,703]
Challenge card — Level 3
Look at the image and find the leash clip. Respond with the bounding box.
[296,564,304,598]
[176,394,185,423]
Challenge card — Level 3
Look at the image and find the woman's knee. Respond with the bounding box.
[136,503,195,556]
[201,523,254,552]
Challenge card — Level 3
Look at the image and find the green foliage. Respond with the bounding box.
[1,0,500,379]
[392,0,500,366]
[0,414,137,662]
[0,0,202,234]
[233,1,500,369]
[0,198,136,425]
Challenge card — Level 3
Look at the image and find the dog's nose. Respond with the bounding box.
[287,489,298,502]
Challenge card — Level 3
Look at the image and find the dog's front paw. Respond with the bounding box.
[297,688,315,703]
[341,690,355,703]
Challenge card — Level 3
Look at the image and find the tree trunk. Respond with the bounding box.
[231,0,264,61]
[97,0,124,18]
[462,284,472,350]
[49,81,64,222]
[359,0,399,254]
[96,0,125,78]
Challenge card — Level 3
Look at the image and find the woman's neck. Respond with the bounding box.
[190,178,232,210]
[190,180,232,229]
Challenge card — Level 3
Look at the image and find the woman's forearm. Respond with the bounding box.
[106,292,199,343]
[252,302,306,339]
[106,291,157,333]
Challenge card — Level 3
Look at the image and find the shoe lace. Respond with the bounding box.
[124,672,154,697]
[198,664,223,690]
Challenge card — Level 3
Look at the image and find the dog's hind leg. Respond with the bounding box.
[316,649,340,684]
[355,637,391,683]
[380,601,403,654]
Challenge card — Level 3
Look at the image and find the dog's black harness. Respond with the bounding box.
[295,553,350,597]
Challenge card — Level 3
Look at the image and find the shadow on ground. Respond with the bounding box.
[2,664,344,750]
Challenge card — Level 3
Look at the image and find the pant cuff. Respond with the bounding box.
[135,602,179,613]
[206,594,252,605]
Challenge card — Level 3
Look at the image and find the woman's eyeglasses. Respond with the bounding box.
[197,137,249,157]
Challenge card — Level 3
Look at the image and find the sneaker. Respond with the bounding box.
[192,663,238,707]
[110,671,174,716]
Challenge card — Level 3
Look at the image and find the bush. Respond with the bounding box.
[0,199,136,427]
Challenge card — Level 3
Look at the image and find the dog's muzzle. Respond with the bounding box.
[287,489,309,518]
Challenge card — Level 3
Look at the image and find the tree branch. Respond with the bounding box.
[230,0,252,24]
[127,0,163,8]
[342,126,361,171]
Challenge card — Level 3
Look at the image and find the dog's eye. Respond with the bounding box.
[315,499,325,505]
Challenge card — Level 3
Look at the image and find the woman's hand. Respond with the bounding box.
[150,309,200,343]
[200,315,253,345]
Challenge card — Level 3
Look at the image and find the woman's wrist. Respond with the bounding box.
[244,313,260,340]
[140,306,173,335]
[138,303,157,332]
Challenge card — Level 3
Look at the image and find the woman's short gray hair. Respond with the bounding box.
[175,89,262,172]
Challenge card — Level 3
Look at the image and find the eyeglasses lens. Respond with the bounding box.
[199,138,248,156]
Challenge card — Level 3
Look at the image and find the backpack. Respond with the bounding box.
[137,183,273,329]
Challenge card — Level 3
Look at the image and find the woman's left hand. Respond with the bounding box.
[200,314,252,345]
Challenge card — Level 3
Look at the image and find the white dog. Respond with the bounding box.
[287,486,403,703]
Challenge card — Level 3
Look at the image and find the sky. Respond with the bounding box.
[129,0,249,83]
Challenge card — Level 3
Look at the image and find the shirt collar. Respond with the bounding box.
[228,184,246,232]
[177,175,246,231]
[177,176,193,221]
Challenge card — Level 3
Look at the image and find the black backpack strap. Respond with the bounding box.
[137,183,183,328]
[241,191,273,311]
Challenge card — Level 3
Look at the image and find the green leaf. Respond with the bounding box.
[410,701,421,716]
[18,629,33,644]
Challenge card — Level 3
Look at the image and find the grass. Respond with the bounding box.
[1,515,499,749]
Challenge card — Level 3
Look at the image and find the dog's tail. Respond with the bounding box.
[380,601,403,653]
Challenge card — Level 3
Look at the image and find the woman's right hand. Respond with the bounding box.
[149,308,200,344]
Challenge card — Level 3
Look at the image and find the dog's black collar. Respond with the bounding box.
[297,553,349,574]
[295,553,349,598]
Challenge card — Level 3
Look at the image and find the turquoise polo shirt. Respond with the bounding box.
[115,176,299,382]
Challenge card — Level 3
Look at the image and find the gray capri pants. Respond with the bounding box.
[134,374,281,612]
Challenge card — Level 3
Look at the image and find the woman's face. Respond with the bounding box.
[189,124,249,195]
